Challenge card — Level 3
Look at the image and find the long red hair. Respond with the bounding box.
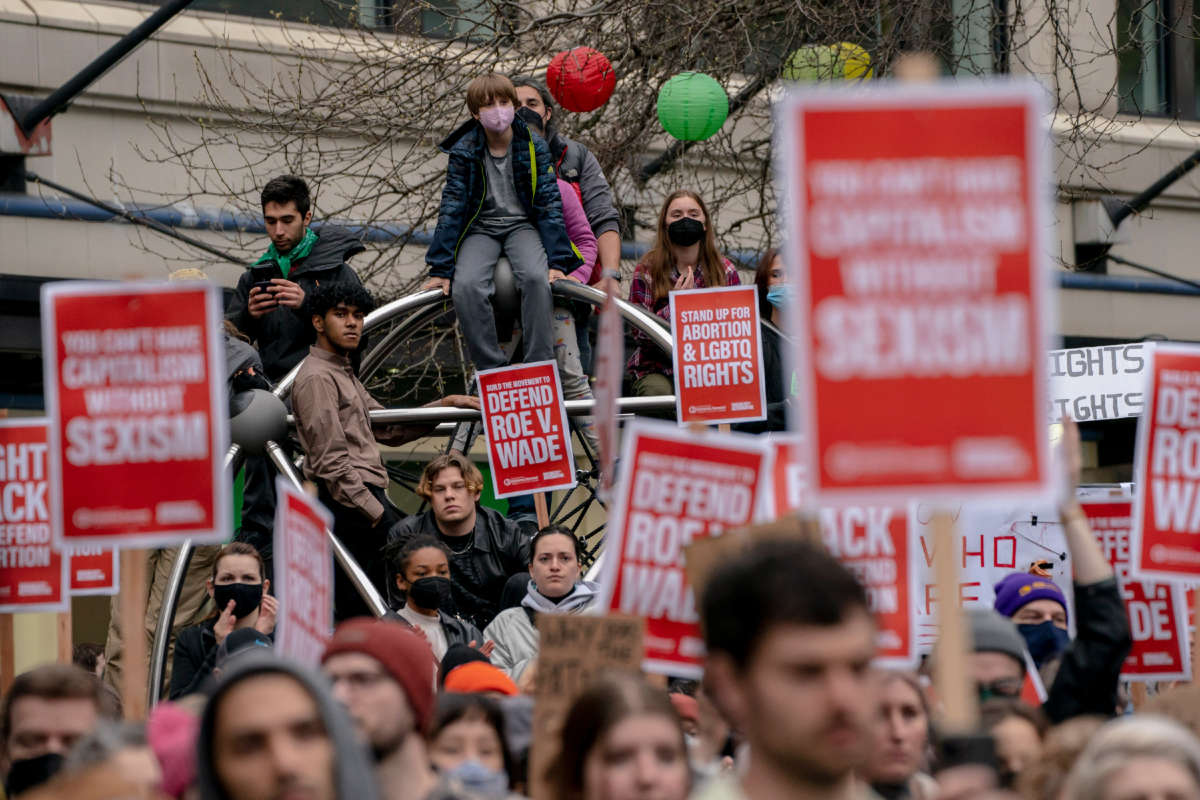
[643,190,728,303]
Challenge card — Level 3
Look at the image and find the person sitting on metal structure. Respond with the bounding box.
[291,282,478,620]
[422,72,581,373]
[387,454,531,631]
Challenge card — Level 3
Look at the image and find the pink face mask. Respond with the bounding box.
[479,105,515,133]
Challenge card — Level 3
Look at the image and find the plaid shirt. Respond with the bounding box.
[626,258,741,380]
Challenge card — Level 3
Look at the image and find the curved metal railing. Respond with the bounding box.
[147,282,675,706]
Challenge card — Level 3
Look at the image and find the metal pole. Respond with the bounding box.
[147,542,194,707]
[264,440,389,617]
[16,0,197,135]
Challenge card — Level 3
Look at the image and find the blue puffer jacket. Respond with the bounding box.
[426,115,582,278]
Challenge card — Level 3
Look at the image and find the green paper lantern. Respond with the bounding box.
[656,72,729,142]
[783,42,873,82]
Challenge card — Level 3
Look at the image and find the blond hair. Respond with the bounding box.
[417,453,484,499]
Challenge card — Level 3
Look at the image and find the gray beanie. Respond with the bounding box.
[967,607,1027,672]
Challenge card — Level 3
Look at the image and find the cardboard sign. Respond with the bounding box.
[67,547,119,596]
[597,421,767,676]
[477,360,576,499]
[670,285,766,425]
[1132,344,1200,582]
[910,503,1072,648]
[592,287,624,502]
[1083,496,1191,681]
[781,82,1053,505]
[0,419,68,613]
[273,478,333,665]
[41,281,229,548]
[530,615,644,800]
[1048,343,1147,423]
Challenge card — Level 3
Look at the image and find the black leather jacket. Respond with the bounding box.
[387,506,531,630]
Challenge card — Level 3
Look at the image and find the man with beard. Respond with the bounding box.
[698,539,881,800]
[322,619,440,800]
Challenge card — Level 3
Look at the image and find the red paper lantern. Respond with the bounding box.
[546,47,616,113]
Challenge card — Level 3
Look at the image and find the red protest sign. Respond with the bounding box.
[763,438,918,666]
[1084,497,1191,681]
[670,286,766,425]
[41,281,229,548]
[273,478,333,665]
[781,82,1053,505]
[765,435,807,517]
[598,421,767,676]
[0,419,68,613]
[818,506,919,667]
[478,360,576,499]
[1132,344,1200,581]
[68,547,119,596]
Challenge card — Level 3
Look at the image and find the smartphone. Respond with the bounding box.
[252,280,275,294]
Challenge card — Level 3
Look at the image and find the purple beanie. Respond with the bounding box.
[993,572,1068,622]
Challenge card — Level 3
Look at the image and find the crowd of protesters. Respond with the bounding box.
[8,68,1197,800]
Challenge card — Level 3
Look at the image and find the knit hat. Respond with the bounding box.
[439,643,491,687]
[967,608,1028,673]
[322,617,436,731]
[146,702,200,799]
[993,573,1068,622]
[216,628,272,666]
[443,661,520,696]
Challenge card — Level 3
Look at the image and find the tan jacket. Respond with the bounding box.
[292,346,409,522]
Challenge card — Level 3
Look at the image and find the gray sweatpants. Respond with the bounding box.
[453,224,554,369]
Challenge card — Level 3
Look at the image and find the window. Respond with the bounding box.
[419,0,497,39]
[1118,0,1170,114]
[1116,0,1197,119]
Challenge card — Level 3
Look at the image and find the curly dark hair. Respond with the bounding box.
[385,534,450,577]
[306,280,376,320]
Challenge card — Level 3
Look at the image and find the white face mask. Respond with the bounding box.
[479,105,514,133]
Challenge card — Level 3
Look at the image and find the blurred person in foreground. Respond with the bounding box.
[1061,715,1200,800]
[426,693,522,799]
[979,699,1045,791]
[62,721,162,796]
[550,673,690,800]
[860,671,935,800]
[196,652,377,800]
[698,539,880,800]
[0,664,118,798]
[321,618,459,800]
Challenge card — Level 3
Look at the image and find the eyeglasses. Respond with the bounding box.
[977,678,1023,702]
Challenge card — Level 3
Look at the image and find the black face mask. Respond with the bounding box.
[667,217,705,247]
[516,106,545,136]
[213,582,263,619]
[5,752,65,797]
[1018,620,1071,668]
[407,576,453,611]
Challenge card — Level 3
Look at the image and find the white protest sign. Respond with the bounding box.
[1047,343,1147,422]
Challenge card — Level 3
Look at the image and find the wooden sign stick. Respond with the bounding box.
[932,509,978,733]
[56,608,72,664]
[120,550,148,719]
[533,493,550,529]
[0,614,14,694]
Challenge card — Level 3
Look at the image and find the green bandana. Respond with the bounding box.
[256,227,317,277]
